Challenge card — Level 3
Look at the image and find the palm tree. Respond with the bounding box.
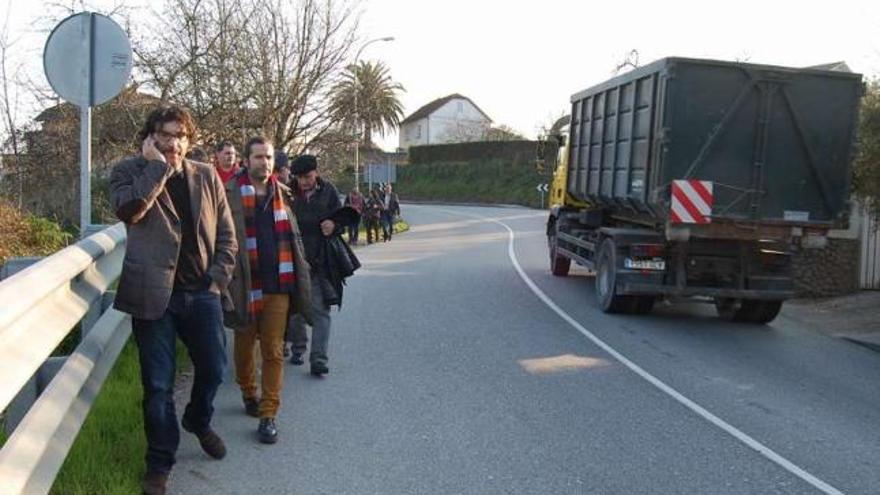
[330,60,405,147]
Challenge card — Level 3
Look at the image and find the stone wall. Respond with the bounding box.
[792,238,860,297]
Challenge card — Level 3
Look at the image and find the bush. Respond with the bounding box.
[409,140,537,165]
[0,200,73,266]
[397,158,546,208]
[854,79,880,216]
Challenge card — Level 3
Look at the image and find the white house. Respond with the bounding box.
[398,94,492,150]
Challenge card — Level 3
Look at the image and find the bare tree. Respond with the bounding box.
[134,0,360,152]
[0,9,26,208]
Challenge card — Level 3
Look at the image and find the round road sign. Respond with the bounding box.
[43,12,132,107]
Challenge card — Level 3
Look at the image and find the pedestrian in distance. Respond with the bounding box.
[223,136,313,445]
[274,149,292,187]
[109,105,237,495]
[364,188,383,244]
[286,154,342,376]
[344,187,365,245]
[380,183,400,241]
[186,147,208,163]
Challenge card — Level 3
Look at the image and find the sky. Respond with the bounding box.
[2,0,880,151]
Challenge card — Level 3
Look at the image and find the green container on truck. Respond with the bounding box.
[545,57,862,323]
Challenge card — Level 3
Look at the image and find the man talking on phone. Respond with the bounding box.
[109,105,237,495]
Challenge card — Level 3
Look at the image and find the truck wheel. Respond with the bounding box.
[715,298,782,324]
[596,238,632,313]
[746,300,782,324]
[548,222,571,277]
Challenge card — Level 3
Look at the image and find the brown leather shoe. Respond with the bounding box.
[142,471,168,495]
[181,417,227,459]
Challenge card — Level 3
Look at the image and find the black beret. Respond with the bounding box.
[291,154,317,175]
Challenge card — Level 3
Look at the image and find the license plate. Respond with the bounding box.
[624,259,666,270]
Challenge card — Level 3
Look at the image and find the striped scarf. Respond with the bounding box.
[237,173,296,318]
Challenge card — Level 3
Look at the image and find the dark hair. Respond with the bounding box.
[214,140,236,153]
[186,147,207,162]
[274,150,290,169]
[243,136,272,161]
[137,105,196,143]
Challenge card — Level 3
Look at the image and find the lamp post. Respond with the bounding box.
[353,36,394,192]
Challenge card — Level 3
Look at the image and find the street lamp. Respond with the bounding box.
[353,36,394,192]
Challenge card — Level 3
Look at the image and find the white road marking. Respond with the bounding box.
[434,206,844,495]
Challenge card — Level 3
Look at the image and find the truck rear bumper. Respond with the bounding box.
[619,281,793,300]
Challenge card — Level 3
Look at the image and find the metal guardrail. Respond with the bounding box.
[0,223,128,495]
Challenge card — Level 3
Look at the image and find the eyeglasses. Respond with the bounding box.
[155,130,190,141]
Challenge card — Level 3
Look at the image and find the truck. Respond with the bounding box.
[544,57,862,323]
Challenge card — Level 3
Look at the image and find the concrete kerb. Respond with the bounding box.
[780,290,880,353]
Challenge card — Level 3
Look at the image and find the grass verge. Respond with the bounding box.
[49,338,189,495]
[343,219,410,245]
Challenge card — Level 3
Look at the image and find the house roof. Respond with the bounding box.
[36,87,162,122]
[401,93,492,125]
[805,61,852,73]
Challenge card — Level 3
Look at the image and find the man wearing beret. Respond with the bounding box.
[287,154,342,376]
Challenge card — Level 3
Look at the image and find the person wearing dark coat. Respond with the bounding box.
[364,189,383,244]
[380,183,401,241]
[286,154,343,376]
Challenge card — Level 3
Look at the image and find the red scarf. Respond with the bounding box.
[237,173,296,318]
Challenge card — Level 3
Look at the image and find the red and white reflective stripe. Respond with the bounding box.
[670,180,713,224]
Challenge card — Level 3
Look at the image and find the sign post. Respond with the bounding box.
[43,12,132,235]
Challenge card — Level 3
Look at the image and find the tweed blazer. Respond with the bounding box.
[109,156,237,320]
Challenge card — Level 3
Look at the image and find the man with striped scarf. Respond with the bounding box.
[223,136,312,444]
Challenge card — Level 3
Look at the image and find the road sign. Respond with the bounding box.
[44,12,132,107]
[364,163,397,186]
[43,12,132,234]
[536,183,549,209]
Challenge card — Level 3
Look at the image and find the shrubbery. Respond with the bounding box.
[854,79,880,216]
[0,200,72,265]
[397,158,546,208]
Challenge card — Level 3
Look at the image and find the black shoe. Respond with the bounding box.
[310,362,329,377]
[181,416,227,459]
[283,343,291,359]
[142,471,168,495]
[258,417,278,444]
[289,352,304,366]
[243,396,259,418]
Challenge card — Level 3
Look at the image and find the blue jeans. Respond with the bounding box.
[289,275,332,365]
[380,212,393,240]
[132,289,227,474]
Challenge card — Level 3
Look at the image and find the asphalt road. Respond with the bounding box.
[171,204,880,495]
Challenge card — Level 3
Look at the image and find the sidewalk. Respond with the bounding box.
[781,290,880,351]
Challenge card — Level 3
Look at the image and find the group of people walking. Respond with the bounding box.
[343,184,400,245]
[110,105,368,495]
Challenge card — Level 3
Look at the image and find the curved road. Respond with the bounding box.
[171,204,880,494]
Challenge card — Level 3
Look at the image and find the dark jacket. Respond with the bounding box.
[316,234,361,307]
[290,177,342,265]
[382,192,400,217]
[110,157,237,320]
[223,179,313,328]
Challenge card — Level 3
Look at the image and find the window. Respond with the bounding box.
[416,124,422,139]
